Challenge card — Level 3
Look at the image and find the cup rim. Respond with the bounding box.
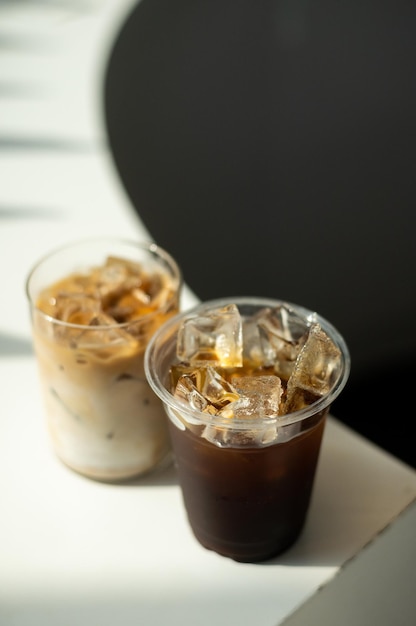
[25,236,183,330]
[144,296,351,429]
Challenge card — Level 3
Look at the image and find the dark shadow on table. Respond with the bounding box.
[0,332,33,357]
[103,0,416,469]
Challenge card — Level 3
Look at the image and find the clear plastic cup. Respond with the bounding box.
[26,237,182,482]
[145,297,350,561]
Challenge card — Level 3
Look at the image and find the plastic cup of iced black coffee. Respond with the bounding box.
[145,297,350,562]
[26,237,182,482]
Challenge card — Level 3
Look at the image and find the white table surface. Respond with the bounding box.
[1,2,415,625]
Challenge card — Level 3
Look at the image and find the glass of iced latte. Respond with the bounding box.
[26,238,182,482]
[145,297,350,562]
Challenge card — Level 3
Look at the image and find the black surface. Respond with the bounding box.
[103,0,416,468]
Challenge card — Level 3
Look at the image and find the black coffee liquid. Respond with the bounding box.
[169,410,326,562]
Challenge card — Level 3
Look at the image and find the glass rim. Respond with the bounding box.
[144,296,351,429]
[25,236,183,330]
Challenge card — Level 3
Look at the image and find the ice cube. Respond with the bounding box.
[242,316,275,366]
[204,412,279,447]
[177,304,243,367]
[92,257,142,307]
[94,257,173,318]
[174,373,216,414]
[284,323,341,412]
[55,312,138,359]
[250,306,308,380]
[173,366,239,414]
[228,375,283,418]
[202,375,282,447]
[198,366,240,408]
[202,423,268,447]
[52,293,101,324]
[106,291,151,323]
